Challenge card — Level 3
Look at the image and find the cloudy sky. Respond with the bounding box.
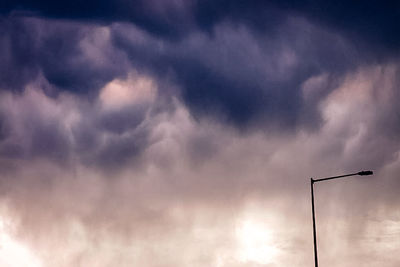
[0,1,399,266]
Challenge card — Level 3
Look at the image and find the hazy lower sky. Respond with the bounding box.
[0,1,399,266]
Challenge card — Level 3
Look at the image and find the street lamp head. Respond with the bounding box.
[358,170,373,176]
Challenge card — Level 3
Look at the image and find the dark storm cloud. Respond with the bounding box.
[0,17,39,91]
[0,1,399,167]
[38,26,120,94]
[0,17,129,93]
[195,1,400,52]
[112,20,361,129]
[3,0,400,50]
[2,1,399,130]
[1,0,194,38]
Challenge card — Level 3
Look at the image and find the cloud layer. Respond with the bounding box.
[0,2,400,267]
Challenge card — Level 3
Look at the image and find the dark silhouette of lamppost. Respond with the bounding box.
[310,170,373,267]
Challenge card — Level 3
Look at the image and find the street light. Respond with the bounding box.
[310,170,373,267]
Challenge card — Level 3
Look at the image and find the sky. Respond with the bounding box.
[0,1,400,266]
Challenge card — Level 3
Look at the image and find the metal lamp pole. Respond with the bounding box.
[310,170,373,267]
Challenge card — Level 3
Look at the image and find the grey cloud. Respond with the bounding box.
[0,88,72,162]
[0,77,155,169]
[1,66,400,266]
